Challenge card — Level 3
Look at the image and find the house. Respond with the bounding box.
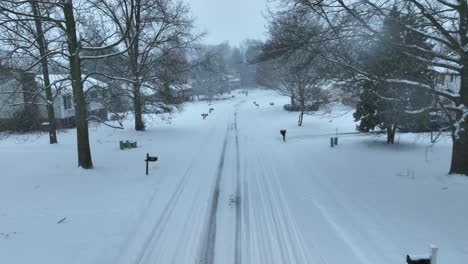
[318,80,358,106]
[226,75,241,91]
[169,83,193,101]
[141,82,194,102]
[0,73,108,130]
[434,67,461,94]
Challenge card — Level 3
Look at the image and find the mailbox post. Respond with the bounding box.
[280,129,287,142]
[145,153,158,175]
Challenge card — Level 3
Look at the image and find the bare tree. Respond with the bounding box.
[90,0,201,131]
[0,0,135,169]
[0,1,63,143]
[190,44,231,101]
[152,47,191,105]
[29,0,58,143]
[267,49,329,126]
[260,10,330,126]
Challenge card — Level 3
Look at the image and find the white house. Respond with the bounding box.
[434,67,461,94]
[0,73,108,130]
[140,82,194,101]
[36,74,108,127]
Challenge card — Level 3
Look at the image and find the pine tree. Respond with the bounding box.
[353,5,433,143]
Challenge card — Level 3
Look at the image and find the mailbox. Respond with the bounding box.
[280,129,286,142]
[147,156,158,162]
[145,153,158,175]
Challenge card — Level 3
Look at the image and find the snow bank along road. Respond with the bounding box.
[1,89,467,264]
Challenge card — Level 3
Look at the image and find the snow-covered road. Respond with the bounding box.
[1,89,467,264]
[116,94,323,264]
[115,90,468,264]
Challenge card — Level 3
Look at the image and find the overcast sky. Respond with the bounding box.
[187,0,270,46]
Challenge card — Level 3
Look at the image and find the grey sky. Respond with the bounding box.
[187,0,270,46]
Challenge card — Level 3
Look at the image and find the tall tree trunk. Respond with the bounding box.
[449,55,468,175]
[386,125,396,144]
[449,4,468,175]
[30,0,57,144]
[298,110,304,126]
[386,127,392,144]
[63,1,93,169]
[450,128,468,175]
[133,82,145,131]
[298,94,305,126]
[130,0,144,131]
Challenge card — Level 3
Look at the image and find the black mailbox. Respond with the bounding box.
[145,153,158,175]
[280,129,287,142]
[147,156,158,162]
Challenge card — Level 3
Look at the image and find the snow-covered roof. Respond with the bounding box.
[140,83,193,96]
[35,74,107,94]
[302,80,338,91]
[222,74,241,82]
[319,80,337,90]
[171,83,192,91]
[431,66,459,75]
[431,54,461,75]
[140,84,156,96]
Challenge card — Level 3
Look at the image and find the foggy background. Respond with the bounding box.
[188,0,270,45]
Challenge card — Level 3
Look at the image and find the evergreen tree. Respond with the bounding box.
[353,5,433,143]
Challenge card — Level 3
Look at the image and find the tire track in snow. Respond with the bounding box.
[242,147,320,264]
[134,164,194,264]
[234,111,242,264]
[241,179,251,264]
[252,167,277,263]
[142,113,233,263]
[252,157,286,263]
[198,126,229,264]
[256,154,314,263]
[117,117,222,264]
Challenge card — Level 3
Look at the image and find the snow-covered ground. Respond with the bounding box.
[0,89,467,264]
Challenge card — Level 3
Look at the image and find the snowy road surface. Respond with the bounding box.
[1,89,467,264]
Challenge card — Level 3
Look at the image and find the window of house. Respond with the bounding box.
[450,75,455,83]
[437,74,445,85]
[89,90,98,99]
[63,94,73,110]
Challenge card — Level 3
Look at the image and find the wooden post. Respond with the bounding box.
[146,153,149,175]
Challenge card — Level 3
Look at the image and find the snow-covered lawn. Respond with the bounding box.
[0,89,467,264]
